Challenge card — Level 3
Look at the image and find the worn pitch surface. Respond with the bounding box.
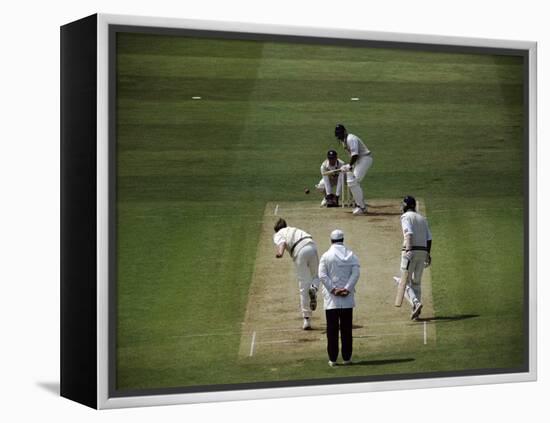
[239,200,435,361]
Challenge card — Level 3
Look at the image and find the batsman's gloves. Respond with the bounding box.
[340,164,352,172]
[404,250,413,260]
[425,254,432,268]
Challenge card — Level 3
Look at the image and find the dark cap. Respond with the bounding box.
[327,149,338,159]
[402,196,417,212]
[335,124,347,140]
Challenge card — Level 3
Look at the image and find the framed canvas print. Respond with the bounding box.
[60,13,537,409]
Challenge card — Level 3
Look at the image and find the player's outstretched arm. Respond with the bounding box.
[275,242,286,258]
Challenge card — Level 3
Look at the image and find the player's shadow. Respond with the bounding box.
[364,203,402,216]
[366,211,402,216]
[350,358,415,366]
[416,314,480,323]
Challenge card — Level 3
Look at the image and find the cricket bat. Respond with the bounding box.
[321,168,343,176]
[394,270,409,307]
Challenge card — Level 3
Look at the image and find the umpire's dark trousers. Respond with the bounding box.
[325,308,353,362]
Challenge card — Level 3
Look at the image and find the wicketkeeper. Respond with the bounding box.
[393,196,432,320]
[316,149,345,207]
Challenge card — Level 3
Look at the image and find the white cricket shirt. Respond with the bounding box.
[273,227,314,259]
[320,158,345,185]
[401,210,432,248]
[345,133,370,157]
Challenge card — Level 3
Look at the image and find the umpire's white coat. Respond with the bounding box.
[318,243,360,310]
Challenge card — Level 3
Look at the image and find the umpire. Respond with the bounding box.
[318,229,361,367]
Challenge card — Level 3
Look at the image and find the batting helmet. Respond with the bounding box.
[402,196,417,212]
[327,149,338,159]
[334,124,347,141]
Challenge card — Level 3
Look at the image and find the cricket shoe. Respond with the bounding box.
[352,206,367,216]
[308,286,318,311]
[303,317,312,330]
[328,361,337,367]
[411,302,423,320]
[343,359,353,366]
[320,198,327,207]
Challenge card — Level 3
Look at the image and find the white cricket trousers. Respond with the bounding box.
[294,243,320,318]
[317,173,344,197]
[346,155,373,208]
[400,250,428,307]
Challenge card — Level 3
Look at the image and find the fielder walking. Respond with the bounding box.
[394,196,432,320]
[334,124,373,215]
[316,149,345,207]
[273,218,321,330]
[318,229,361,366]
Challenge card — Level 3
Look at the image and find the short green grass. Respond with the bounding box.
[115,32,525,391]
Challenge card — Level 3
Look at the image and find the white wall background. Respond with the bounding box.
[0,0,546,421]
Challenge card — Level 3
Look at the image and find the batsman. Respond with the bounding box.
[334,124,373,215]
[394,196,432,320]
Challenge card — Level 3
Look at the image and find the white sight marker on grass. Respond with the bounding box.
[192,96,202,100]
[350,97,360,101]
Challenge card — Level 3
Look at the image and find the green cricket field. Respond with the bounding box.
[114,32,526,391]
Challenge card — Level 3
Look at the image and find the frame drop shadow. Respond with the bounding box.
[36,381,60,396]
[417,314,480,323]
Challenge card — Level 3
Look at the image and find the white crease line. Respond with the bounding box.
[249,331,256,357]
[256,330,425,344]
[354,331,422,339]
[249,320,427,332]
[269,206,399,214]
[274,204,279,215]
[165,320,432,340]
[424,321,427,345]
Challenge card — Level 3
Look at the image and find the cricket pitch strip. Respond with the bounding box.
[239,200,435,362]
